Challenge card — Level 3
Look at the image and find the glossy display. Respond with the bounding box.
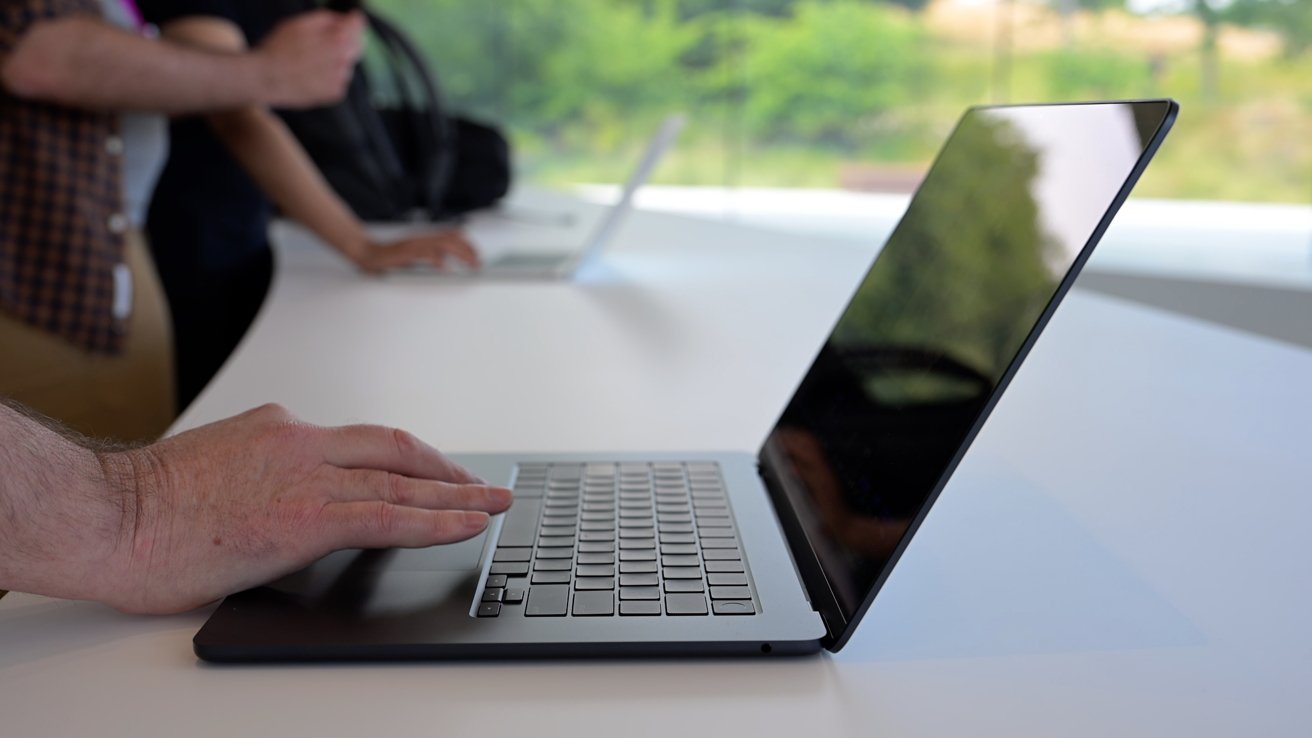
[762,102,1175,622]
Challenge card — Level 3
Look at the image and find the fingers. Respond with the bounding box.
[326,467,512,513]
[364,230,482,272]
[321,503,492,549]
[430,231,481,268]
[317,423,485,484]
[334,12,365,63]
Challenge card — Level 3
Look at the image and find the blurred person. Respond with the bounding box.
[139,0,480,412]
[0,398,511,613]
[0,0,364,442]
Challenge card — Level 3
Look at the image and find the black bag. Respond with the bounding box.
[277,4,512,220]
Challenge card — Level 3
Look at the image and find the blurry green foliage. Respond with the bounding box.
[833,114,1056,377]
[366,0,1311,203]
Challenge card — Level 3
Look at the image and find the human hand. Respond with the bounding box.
[85,404,510,614]
[354,229,482,274]
[254,10,365,108]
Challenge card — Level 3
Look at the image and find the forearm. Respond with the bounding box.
[0,16,276,113]
[212,108,371,264]
[0,402,136,604]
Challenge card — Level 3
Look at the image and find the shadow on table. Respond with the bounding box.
[833,455,1206,663]
[0,597,209,670]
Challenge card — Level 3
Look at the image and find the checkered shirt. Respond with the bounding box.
[1,0,128,354]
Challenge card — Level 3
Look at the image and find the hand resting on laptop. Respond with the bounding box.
[0,401,511,614]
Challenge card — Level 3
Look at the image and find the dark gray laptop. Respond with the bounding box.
[194,100,1177,661]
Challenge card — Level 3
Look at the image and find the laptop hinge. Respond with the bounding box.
[757,453,849,648]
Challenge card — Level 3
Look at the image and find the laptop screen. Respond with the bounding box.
[759,101,1175,644]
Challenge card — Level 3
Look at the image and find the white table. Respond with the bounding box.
[3,204,1310,737]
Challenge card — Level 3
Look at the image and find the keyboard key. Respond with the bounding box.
[712,600,756,616]
[575,564,615,577]
[698,528,736,538]
[661,544,697,555]
[575,577,615,590]
[664,580,704,593]
[662,568,703,580]
[620,539,656,550]
[489,562,529,576]
[580,512,614,522]
[525,584,569,616]
[705,560,745,573]
[698,516,733,528]
[538,536,576,548]
[477,602,502,617]
[659,533,696,544]
[482,588,504,602]
[577,552,615,565]
[665,593,708,615]
[707,573,748,586]
[619,598,666,614]
[619,550,657,562]
[578,541,614,553]
[532,571,571,585]
[701,539,739,549]
[572,591,614,616]
[580,531,615,542]
[619,573,658,587]
[702,549,741,561]
[580,521,615,532]
[620,586,660,601]
[496,498,541,548]
[539,525,576,537]
[536,548,574,559]
[661,555,701,567]
[504,587,525,604]
[660,524,694,534]
[485,574,509,589]
[619,561,657,574]
[619,528,655,539]
[620,601,662,616]
[493,548,531,563]
[534,559,573,572]
[710,586,752,600]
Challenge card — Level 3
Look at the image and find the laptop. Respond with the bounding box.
[194,100,1177,661]
[447,114,687,279]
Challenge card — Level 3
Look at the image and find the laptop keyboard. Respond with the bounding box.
[476,462,758,618]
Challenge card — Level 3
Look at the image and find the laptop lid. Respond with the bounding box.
[756,100,1177,651]
[558,114,687,273]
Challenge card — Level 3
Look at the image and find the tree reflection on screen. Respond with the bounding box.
[770,113,1060,608]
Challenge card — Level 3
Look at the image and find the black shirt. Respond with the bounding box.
[139,0,308,408]
[140,0,283,277]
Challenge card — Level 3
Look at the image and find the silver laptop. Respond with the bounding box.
[449,114,686,279]
[194,100,1177,660]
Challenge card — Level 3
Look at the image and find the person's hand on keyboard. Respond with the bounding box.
[0,401,511,614]
[354,228,482,274]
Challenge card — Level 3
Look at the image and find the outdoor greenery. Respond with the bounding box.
[833,113,1055,381]
[370,0,1311,203]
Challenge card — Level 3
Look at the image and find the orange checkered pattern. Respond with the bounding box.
[1,0,128,354]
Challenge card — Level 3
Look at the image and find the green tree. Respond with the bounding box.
[730,1,930,148]
[535,0,700,135]
[1223,0,1312,54]
[1040,47,1153,99]
[833,114,1056,377]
